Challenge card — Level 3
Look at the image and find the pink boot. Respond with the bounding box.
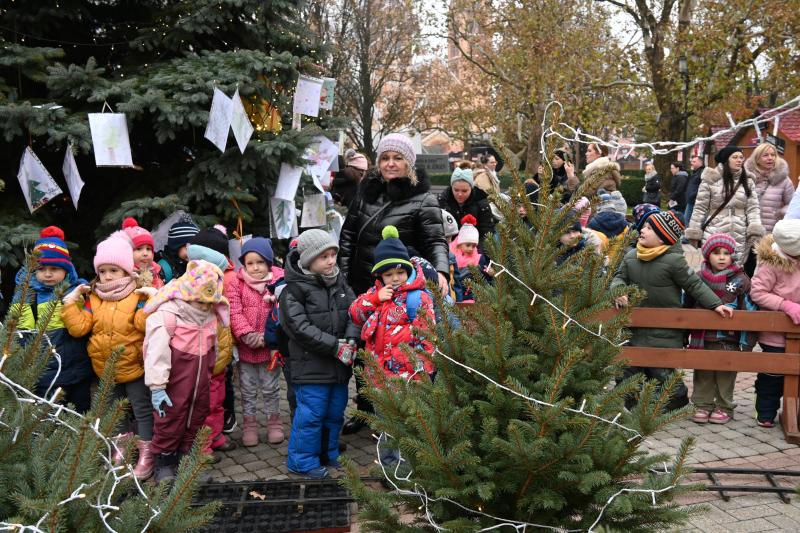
[111,432,133,466]
[242,416,259,447]
[267,413,284,444]
[133,440,154,480]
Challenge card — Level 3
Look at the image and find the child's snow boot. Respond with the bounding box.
[267,413,284,444]
[133,440,154,480]
[242,416,259,447]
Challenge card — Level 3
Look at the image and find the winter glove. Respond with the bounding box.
[780,300,800,325]
[241,332,265,348]
[151,389,172,418]
[336,339,356,366]
[63,284,91,305]
[134,287,158,298]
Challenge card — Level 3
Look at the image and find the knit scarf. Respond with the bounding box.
[94,276,136,301]
[645,171,658,181]
[636,243,669,262]
[242,269,272,294]
[688,263,742,349]
[453,247,481,269]
[300,265,341,287]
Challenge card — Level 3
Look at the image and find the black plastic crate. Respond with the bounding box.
[193,480,352,533]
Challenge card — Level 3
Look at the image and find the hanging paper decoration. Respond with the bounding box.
[62,144,84,210]
[320,78,336,110]
[292,75,324,118]
[17,147,63,213]
[230,88,254,154]
[204,88,234,152]
[88,112,134,167]
[300,193,327,228]
[270,197,295,239]
[274,163,304,201]
[303,135,339,189]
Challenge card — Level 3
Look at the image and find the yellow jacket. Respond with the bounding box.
[61,292,148,383]
[213,325,233,376]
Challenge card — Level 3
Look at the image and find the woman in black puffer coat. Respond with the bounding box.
[338,133,449,296]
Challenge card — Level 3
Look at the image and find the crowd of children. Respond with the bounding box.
[8,161,800,482]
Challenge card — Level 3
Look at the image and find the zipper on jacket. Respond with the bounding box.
[186,323,208,429]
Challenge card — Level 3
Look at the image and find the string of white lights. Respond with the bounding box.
[486,259,627,348]
[0,323,161,533]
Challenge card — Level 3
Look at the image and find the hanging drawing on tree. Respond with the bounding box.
[204,88,234,152]
[88,113,133,167]
[303,135,338,189]
[230,88,254,153]
[17,147,63,213]
[319,78,336,110]
[62,144,84,210]
[274,163,303,201]
[292,75,323,117]
[270,197,296,239]
[300,193,327,227]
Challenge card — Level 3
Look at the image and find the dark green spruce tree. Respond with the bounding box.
[0,257,216,531]
[343,166,700,531]
[1,0,334,292]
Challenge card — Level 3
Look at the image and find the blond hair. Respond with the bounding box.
[751,143,782,171]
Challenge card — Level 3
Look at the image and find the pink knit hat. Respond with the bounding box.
[94,231,135,274]
[144,260,230,326]
[122,217,155,250]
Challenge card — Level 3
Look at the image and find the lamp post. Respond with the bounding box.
[678,54,690,164]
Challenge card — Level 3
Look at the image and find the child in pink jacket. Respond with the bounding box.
[143,260,229,483]
[750,220,800,428]
[225,237,285,446]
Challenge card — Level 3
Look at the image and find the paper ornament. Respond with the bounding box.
[231,88,254,154]
[204,88,234,152]
[270,198,296,239]
[88,113,133,167]
[300,194,327,227]
[62,144,84,210]
[293,75,324,117]
[320,78,336,110]
[274,164,304,201]
[303,135,339,189]
[17,147,63,213]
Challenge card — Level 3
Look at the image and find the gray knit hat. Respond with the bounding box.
[297,229,339,269]
[376,133,416,168]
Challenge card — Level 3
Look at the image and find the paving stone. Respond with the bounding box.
[766,514,800,530]
[726,517,779,532]
[230,472,257,482]
[220,464,246,476]
[727,504,781,520]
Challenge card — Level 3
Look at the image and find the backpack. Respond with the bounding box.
[264,279,291,356]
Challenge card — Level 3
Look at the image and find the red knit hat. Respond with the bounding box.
[122,217,155,250]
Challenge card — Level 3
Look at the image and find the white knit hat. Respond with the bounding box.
[773,219,800,257]
[376,133,416,168]
[456,215,479,245]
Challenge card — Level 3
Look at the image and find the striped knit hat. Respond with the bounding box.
[701,233,736,261]
[34,226,76,276]
[646,211,684,245]
[167,217,199,251]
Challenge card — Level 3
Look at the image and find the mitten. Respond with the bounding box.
[780,300,800,325]
[151,389,172,418]
[134,286,158,298]
[63,284,90,305]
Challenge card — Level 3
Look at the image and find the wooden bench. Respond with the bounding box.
[609,308,800,444]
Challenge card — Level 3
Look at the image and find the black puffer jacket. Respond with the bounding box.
[339,170,449,295]
[437,185,495,247]
[279,249,361,385]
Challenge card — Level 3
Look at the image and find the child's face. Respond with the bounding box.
[458,242,477,255]
[559,230,581,247]
[380,266,409,289]
[638,223,664,248]
[708,247,733,272]
[97,264,127,283]
[177,245,189,261]
[243,252,269,279]
[133,245,154,269]
[35,265,66,286]
[309,248,338,276]
[188,300,212,312]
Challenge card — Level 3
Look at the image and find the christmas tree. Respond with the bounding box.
[0,0,333,269]
[0,258,215,532]
[343,167,697,531]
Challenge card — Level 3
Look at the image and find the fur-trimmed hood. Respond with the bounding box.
[744,156,790,187]
[756,234,800,272]
[700,164,724,183]
[359,168,431,204]
[583,156,621,181]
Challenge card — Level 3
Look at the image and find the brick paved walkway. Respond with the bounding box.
[207,370,800,532]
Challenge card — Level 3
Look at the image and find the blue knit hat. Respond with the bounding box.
[34,226,77,278]
[167,216,199,251]
[632,203,660,232]
[239,237,274,265]
[187,244,229,271]
[371,226,413,276]
[587,211,628,238]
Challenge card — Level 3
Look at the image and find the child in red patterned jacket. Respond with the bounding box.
[349,226,436,382]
